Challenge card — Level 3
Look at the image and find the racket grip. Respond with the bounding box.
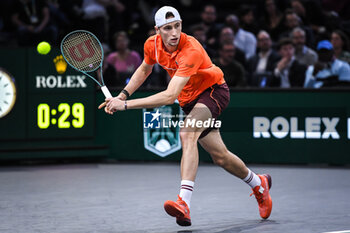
[101,85,112,98]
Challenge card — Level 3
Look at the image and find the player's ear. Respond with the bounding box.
[155,26,160,34]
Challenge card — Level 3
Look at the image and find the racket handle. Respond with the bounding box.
[101,85,112,98]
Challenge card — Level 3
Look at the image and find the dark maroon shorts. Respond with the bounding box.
[181,83,230,139]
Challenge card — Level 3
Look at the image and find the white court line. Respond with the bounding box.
[323,231,350,233]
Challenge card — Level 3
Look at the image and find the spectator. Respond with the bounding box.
[80,0,109,42]
[190,4,222,48]
[260,0,284,42]
[105,0,127,44]
[215,26,247,69]
[280,9,315,48]
[212,42,247,88]
[290,0,326,32]
[74,0,126,44]
[274,38,307,87]
[55,0,85,32]
[106,31,142,86]
[247,30,280,87]
[190,24,216,59]
[238,5,260,36]
[11,0,58,46]
[47,0,70,33]
[304,40,350,88]
[331,30,350,64]
[291,27,318,66]
[322,0,350,21]
[290,0,307,23]
[290,0,326,35]
[225,14,257,60]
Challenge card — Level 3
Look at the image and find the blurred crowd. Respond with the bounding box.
[0,0,350,89]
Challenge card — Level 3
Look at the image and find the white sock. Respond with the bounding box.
[179,180,194,208]
[243,169,261,188]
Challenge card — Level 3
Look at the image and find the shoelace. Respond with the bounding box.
[176,195,190,215]
[177,195,186,206]
[250,189,264,204]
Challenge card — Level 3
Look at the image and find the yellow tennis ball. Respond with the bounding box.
[37,41,51,55]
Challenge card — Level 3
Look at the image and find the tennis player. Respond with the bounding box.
[99,6,272,226]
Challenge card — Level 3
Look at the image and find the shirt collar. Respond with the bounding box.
[259,49,272,58]
[170,33,187,58]
[177,32,187,50]
[302,46,307,54]
[236,28,242,37]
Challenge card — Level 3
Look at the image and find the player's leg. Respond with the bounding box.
[164,102,212,226]
[180,103,212,181]
[198,130,273,219]
[198,129,248,178]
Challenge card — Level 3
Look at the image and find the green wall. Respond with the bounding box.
[95,90,350,165]
[0,48,349,164]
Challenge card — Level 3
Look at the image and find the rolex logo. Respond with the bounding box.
[53,55,67,74]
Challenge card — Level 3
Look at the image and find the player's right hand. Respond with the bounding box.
[98,98,113,115]
[98,96,124,115]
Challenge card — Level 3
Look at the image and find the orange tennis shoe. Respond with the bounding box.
[250,174,272,219]
[164,195,191,226]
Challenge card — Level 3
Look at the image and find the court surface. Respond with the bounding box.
[0,162,349,233]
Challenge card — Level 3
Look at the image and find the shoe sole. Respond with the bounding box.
[176,217,191,226]
[164,201,191,226]
[164,201,185,218]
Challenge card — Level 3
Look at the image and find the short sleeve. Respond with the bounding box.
[106,52,117,65]
[143,38,156,65]
[131,51,142,67]
[175,49,203,77]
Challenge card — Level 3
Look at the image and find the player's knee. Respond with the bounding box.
[211,149,229,167]
[212,155,225,167]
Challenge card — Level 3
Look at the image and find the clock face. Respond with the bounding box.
[0,69,16,118]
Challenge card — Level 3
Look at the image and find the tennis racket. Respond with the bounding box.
[60,30,112,98]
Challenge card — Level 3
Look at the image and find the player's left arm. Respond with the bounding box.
[103,75,190,114]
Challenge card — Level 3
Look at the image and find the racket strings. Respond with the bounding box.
[61,32,102,72]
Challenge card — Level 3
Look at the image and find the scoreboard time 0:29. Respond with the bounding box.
[28,93,95,139]
[37,102,85,129]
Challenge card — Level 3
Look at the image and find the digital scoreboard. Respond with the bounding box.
[27,93,94,139]
[37,103,85,129]
[0,48,96,140]
[27,50,95,139]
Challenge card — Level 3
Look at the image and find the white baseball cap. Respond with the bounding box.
[154,6,182,28]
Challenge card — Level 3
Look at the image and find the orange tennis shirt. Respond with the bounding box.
[143,32,225,107]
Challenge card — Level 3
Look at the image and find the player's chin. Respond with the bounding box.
[169,40,179,46]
